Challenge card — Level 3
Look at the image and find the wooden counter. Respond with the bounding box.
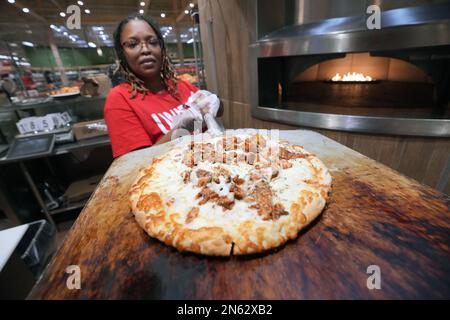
[28,130,450,299]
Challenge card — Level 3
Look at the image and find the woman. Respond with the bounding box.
[105,14,221,158]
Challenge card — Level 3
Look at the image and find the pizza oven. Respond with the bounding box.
[249,0,450,136]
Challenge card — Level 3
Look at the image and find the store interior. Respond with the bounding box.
[0,1,205,297]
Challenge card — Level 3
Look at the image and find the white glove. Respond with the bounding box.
[204,113,224,136]
[172,107,203,132]
[186,90,220,117]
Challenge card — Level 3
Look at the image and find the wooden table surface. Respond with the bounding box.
[28,130,450,299]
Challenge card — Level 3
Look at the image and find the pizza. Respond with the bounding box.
[130,133,332,256]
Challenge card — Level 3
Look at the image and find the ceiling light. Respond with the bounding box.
[140,1,145,6]
[160,13,165,18]
[168,26,173,30]
[189,3,195,8]
[9,43,18,47]
[60,12,66,17]
[8,0,15,4]
[50,24,59,31]
[139,9,144,14]
[88,42,96,48]
[99,31,104,35]
[50,25,62,32]
[187,38,194,44]
[63,32,68,36]
[22,8,30,13]
[97,48,103,56]
[184,10,189,14]
[22,41,34,47]
[26,30,32,34]
[85,9,90,14]
[77,1,84,5]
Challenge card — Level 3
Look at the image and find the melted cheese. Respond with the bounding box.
[207,176,234,200]
[142,134,330,231]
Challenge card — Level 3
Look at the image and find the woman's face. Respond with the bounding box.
[121,19,163,81]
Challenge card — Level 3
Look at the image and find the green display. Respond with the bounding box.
[24,43,196,68]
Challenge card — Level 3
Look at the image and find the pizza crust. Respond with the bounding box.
[130,134,332,256]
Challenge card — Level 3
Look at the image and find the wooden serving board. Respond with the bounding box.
[28,130,450,299]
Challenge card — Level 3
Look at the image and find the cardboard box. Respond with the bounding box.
[80,74,112,97]
[64,175,103,204]
[72,119,108,141]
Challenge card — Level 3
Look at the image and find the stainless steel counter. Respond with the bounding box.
[0,136,111,226]
[0,95,106,113]
[0,135,110,164]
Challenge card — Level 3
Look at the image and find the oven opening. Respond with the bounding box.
[258,51,450,119]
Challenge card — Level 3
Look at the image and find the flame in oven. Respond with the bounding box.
[331,72,373,82]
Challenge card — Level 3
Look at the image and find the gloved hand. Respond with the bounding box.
[171,107,203,133]
[204,113,224,136]
[186,90,220,117]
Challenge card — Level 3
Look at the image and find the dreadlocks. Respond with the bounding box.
[113,13,180,100]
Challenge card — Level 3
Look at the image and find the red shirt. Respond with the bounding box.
[104,80,199,158]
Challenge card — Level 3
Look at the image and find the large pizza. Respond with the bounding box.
[130,133,332,256]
